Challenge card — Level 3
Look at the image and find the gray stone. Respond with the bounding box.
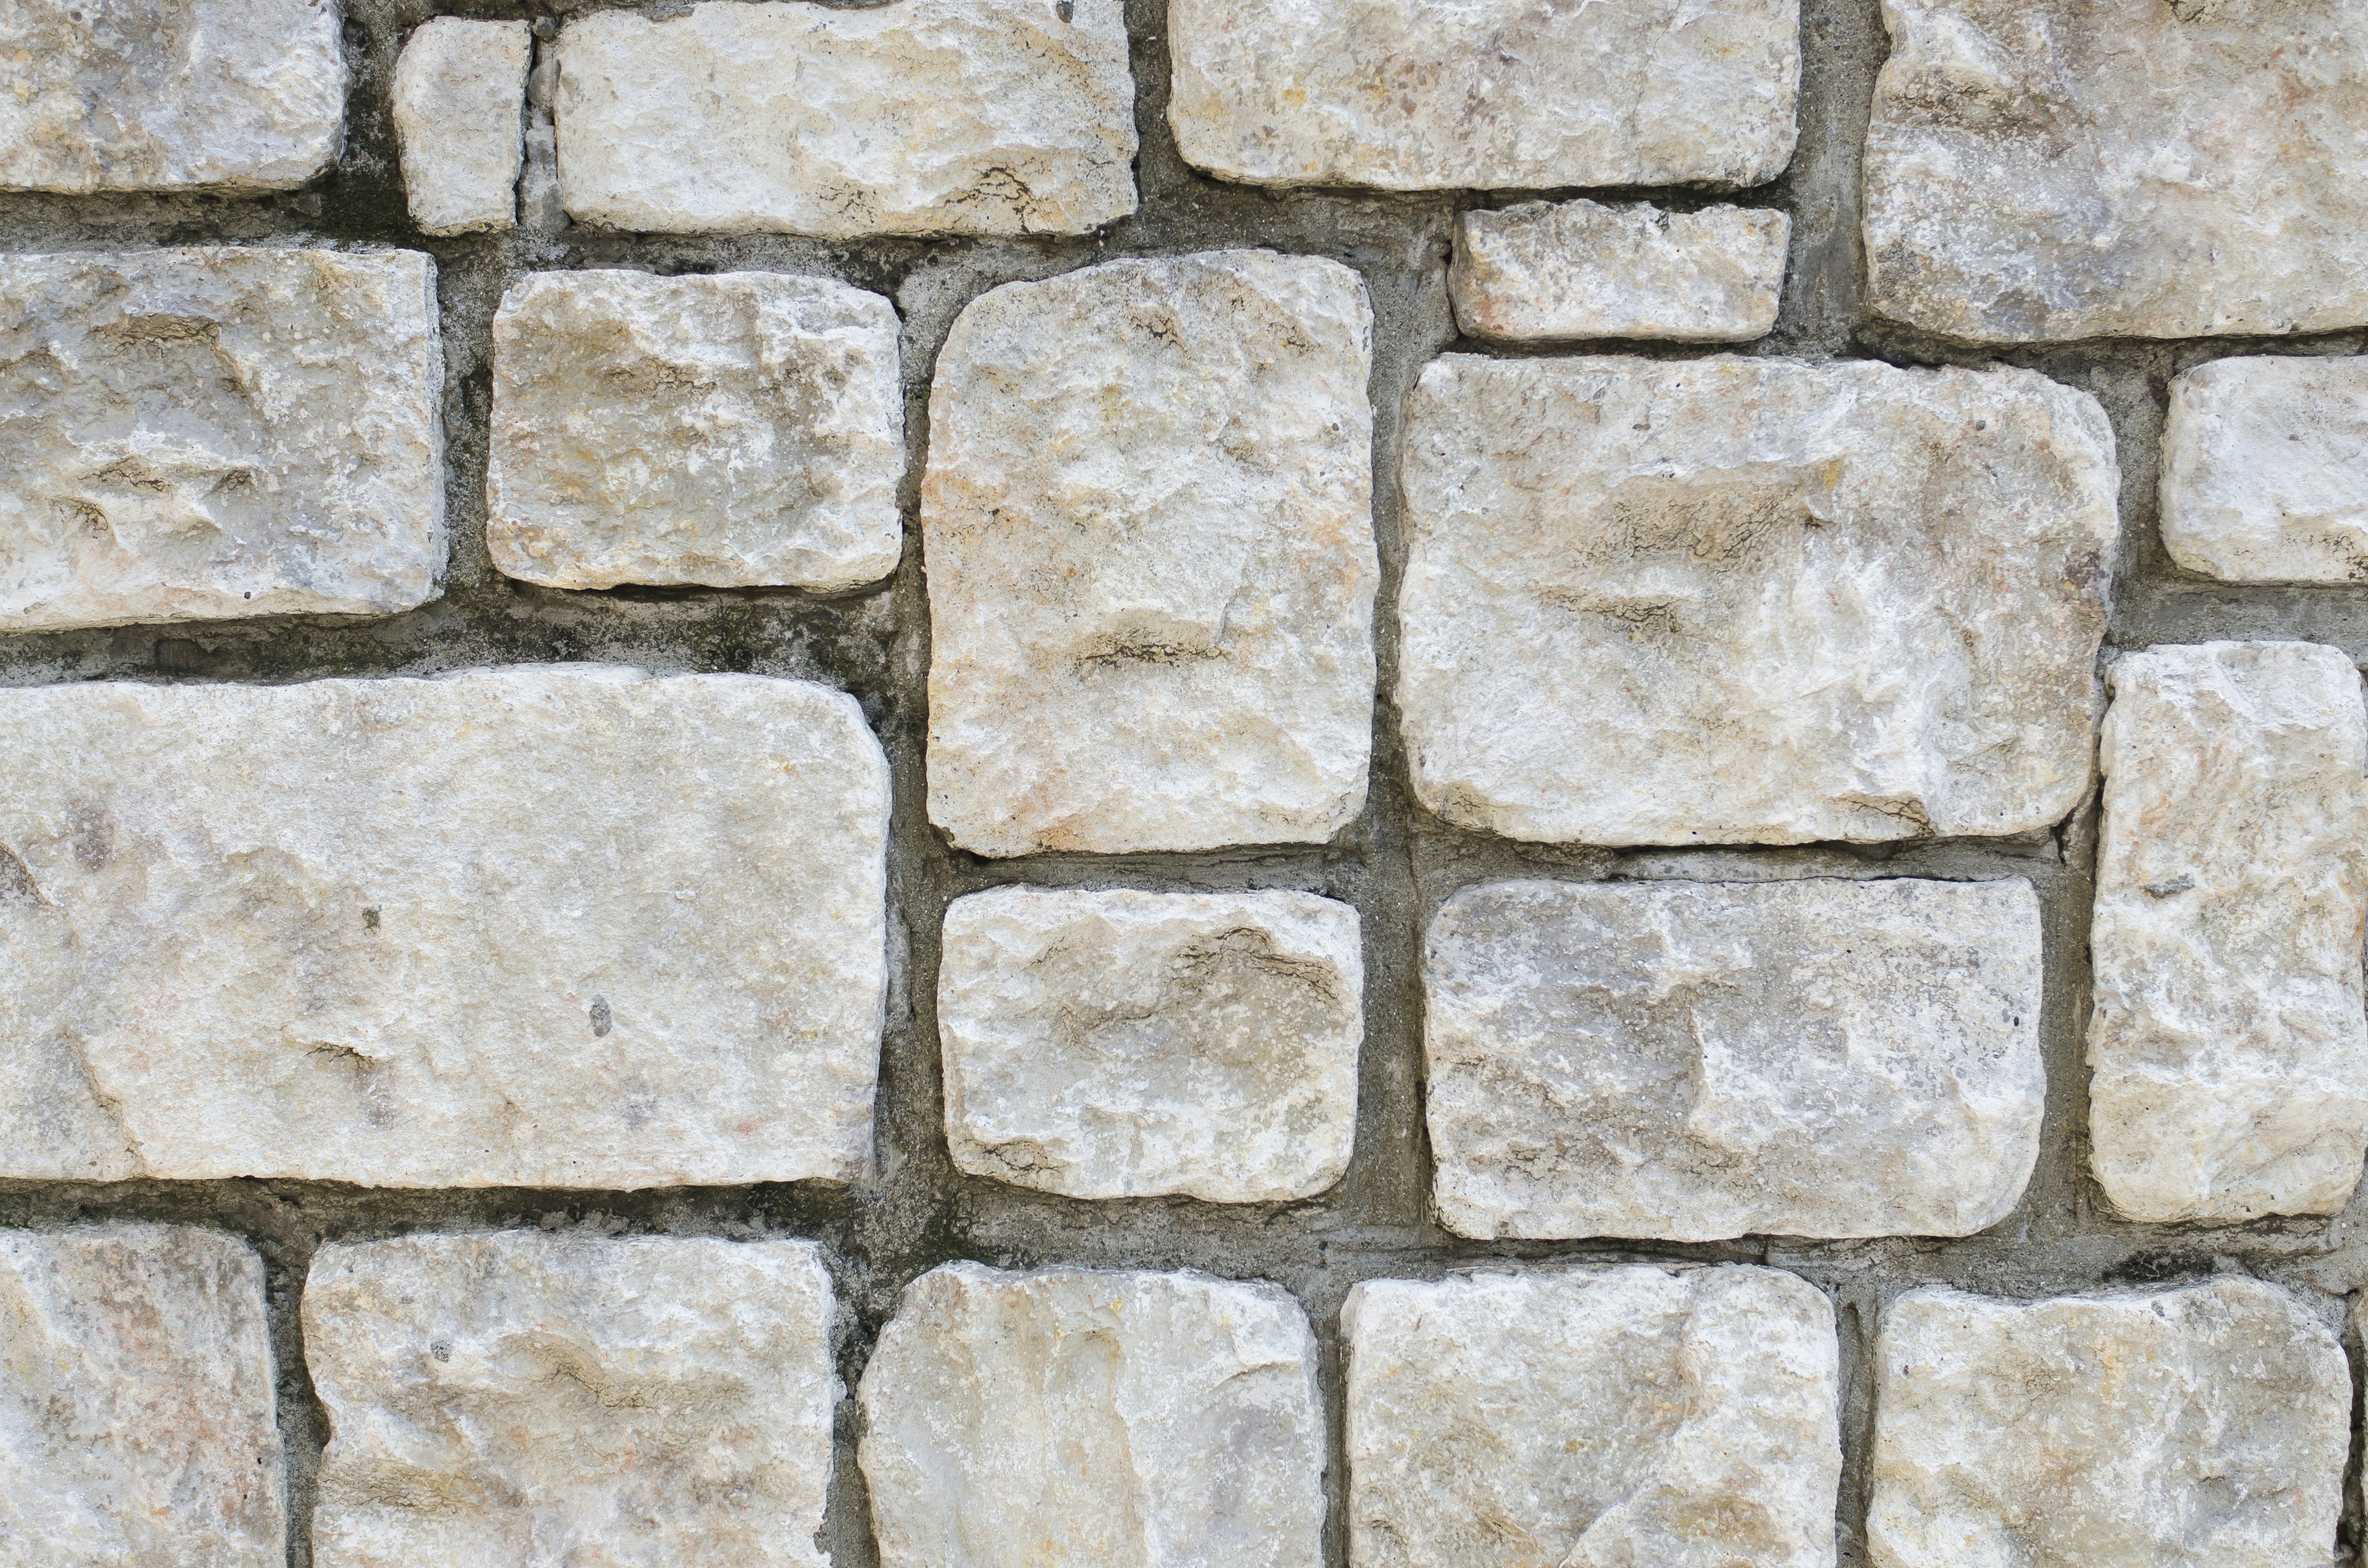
[1450,200,1791,343]
[1398,354,2117,845]
[0,666,888,1187]
[0,247,445,634]
[939,887,1362,1202]
[393,18,530,237]
[1346,1264,1840,1568]
[308,1233,836,1568]
[859,1262,1325,1568]
[1168,0,1800,191]
[924,250,1378,855]
[2088,641,2368,1224]
[555,0,1137,239]
[2161,356,2368,583]
[487,269,903,592]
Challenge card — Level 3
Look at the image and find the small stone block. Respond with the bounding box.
[2161,356,2368,583]
[1451,200,1790,343]
[393,18,530,237]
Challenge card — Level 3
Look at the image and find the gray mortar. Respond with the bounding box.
[1,0,2363,1564]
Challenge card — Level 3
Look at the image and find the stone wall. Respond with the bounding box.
[4,0,2368,1565]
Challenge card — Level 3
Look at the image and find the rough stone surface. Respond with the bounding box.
[1868,1278,2348,1568]
[924,250,1378,855]
[0,1225,285,1568]
[487,269,903,592]
[1398,355,2117,845]
[939,887,1362,1203]
[1450,200,1791,343]
[1864,0,2368,342]
[306,1233,836,1568]
[0,0,345,194]
[554,0,1137,239]
[392,18,528,237]
[0,666,889,1188]
[0,247,445,633]
[1167,0,1801,191]
[1426,876,2045,1242]
[2087,641,2368,1224]
[859,1262,1325,1568]
[2160,356,2368,583]
[1346,1264,1840,1568]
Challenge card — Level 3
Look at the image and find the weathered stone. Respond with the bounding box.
[1399,355,2116,845]
[0,1225,284,1568]
[0,247,445,633]
[1426,876,2044,1242]
[925,251,1378,855]
[487,269,903,592]
[2160,357,2368,583]
[2088,641,2368,1224]
[306,1233,836,1568]
[1864,0,2368,342]
[939,887,1362,1202]
[555,0,1136,239]
[1868,1278,2348,1568]
[860,1262,1325,1568]
[0,0,344,193]
[1451,200,1791,343]
[1167,0,1800,191]
[1346,1264,1840,1568]
[0,666,888,1187]
[393,19,529,237]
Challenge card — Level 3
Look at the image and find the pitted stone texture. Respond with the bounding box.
[1168,0,1800,191]
[0,0,343,193]
[1346,1265,1840,1568]
[1399,355,2116,846]
[487,270,903,592]
[1451,201,1791,343]
[1426,877,2044,1242]
[939,887,1362,1202]
[0,247,445,634]
[307,1233,836,1568]
[2161,357,2368,583]
[556,0,1136,239]
[0,666,888,1188]
[2088,641,2368,1224]
[0,1225,284,1568]
[1864,0,2368,342]
[925,251,1378,855]
[860,1262,1325,1568]
[393,19,529,237]
[1868,1279,2348,1568]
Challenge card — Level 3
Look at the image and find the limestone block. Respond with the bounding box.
[555,0,1137,239]
[2161,356,2368,583]
[924,251,1378,855]
[487,269,903,592]
[393,19,530,237]
[1168,0,1799,191]
[0,1225,284,1568]
[307,1233,837,1568]
[939,887,1362,1202]
[1346,1265,1840,1568]
[1399,355,2116,845]
[1426,876,2044,1242]
[1451,201,1791,343]
[0,0,343,193]
[859,1262,1325,1568]
[1864,0,2368,342]
[1868,1278,2348,1568]
[0,666,888,1187]
[0,247,445,633]
[2088,641,2368,1223]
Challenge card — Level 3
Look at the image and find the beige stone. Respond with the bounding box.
[1451,201,1791,343]
[487,269,903,591]
[2161,356,2368,583]
[393,18,530,237]
[1398,354,2116,845]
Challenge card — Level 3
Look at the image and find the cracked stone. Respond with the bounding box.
[939,887,1362,1202]
[1450,200,1790,343]
[1398,354,2117,845]
[2160,356,2368,583]
[393,18,529,237]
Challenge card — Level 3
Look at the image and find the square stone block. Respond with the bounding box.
[394,18,530,237]
[2161,356,2368,583]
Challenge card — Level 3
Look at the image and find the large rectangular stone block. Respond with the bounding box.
[2161,356,2368,583]
[1398,355,2116,845]
[0,666,889,1188]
